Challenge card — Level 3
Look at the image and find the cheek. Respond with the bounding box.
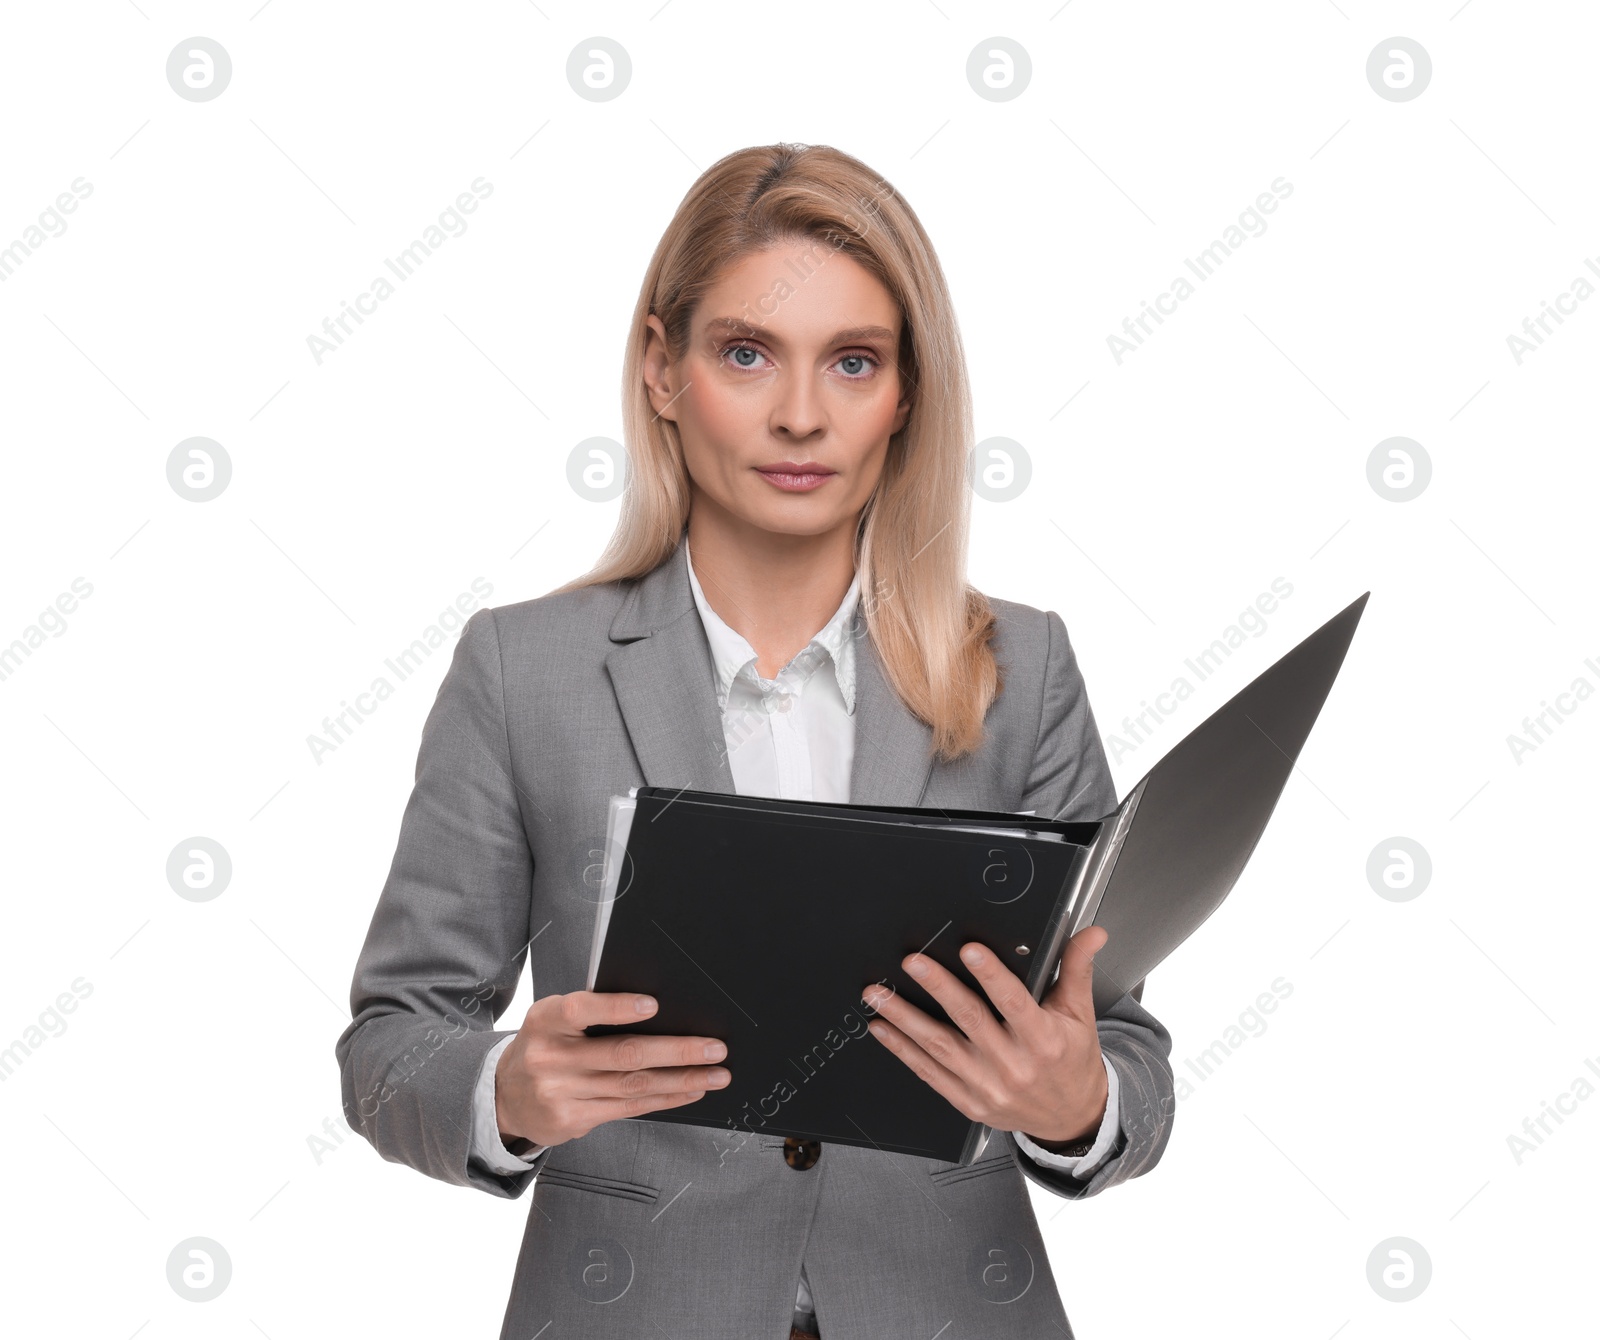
[850,390,903,463]
[871,396,903,438]
[852,375,905,438]
[681,378,756,454]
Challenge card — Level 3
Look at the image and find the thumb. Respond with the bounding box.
[1048,925,1108,1018]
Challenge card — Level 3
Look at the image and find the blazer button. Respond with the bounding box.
[783,1137,821,1171]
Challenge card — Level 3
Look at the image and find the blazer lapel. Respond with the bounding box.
[605,537,737,796]
[847,610,937,809]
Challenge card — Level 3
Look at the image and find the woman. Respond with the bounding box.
[337,142,1175,1340]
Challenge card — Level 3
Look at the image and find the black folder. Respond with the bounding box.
[585,592,1368,1163]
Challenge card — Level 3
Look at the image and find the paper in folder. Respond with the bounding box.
[584,592,1368,1164]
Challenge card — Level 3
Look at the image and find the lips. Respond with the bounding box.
[755,462,836,493]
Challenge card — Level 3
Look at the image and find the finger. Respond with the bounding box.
[862,972,978,1080]
[574,1029,730,1074]
[901,950,1011,1052]
[551,994,728,1069]
[575,1062,731,1103]
[1044,925,1108,1019]
[864,1014,973,1114]
[953,941,1049,1039]
[552,989,669,1032]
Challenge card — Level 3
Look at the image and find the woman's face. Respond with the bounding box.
[644,238,911,541]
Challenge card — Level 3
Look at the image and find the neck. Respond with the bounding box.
[685,499,857,680]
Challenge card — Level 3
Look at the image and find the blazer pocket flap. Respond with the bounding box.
[927,1152,1015,1187]
[538,1165,660,1204]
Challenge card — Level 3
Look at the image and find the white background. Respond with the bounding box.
[1,3,1594,1337]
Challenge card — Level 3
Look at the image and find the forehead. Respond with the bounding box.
[693,241,901,342]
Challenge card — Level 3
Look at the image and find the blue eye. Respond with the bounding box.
[837,354,873,378]
[729,345,762,368]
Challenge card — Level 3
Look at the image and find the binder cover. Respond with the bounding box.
[587,790,1097,1162]
[584,592,1368,1163]
[1067,591,1370,1014]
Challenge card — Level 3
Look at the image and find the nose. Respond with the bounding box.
[769,369,826,441]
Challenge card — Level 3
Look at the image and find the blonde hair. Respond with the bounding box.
[552,142,1000,761]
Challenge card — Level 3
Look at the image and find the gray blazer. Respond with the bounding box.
[336,534,1176,1338]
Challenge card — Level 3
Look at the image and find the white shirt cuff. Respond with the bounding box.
[469,1034,548,1174]
[1012,1051,1120,1179]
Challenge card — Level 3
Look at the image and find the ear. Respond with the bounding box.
[890,391,912,437]
[641,314,681,422]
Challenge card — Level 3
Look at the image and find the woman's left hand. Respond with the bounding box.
[861,926,1109,1149]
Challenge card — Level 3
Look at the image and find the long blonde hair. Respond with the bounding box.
[552,142,1000,761]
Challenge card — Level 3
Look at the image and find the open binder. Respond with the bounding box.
[583,592,1368,1164]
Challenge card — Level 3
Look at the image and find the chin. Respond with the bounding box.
[757,516,840,539]
[742,500,845,538]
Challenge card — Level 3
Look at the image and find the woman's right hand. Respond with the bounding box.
[494,990,731,1149]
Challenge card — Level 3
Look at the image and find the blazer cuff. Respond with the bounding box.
[1012,1051,1120,1178]
[469,1034,551,1175]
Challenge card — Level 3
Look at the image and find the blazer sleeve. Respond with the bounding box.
[334,606,546,1198]
[1009,607,1177,1201]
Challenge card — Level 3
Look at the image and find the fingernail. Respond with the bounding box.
[905,956,927,978]
[704,1041,726,1061]
[708,1068,731,1085]
[636,996,656,1014]
[962,945,984,965]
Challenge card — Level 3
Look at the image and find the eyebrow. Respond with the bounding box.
[702,316,896,345]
